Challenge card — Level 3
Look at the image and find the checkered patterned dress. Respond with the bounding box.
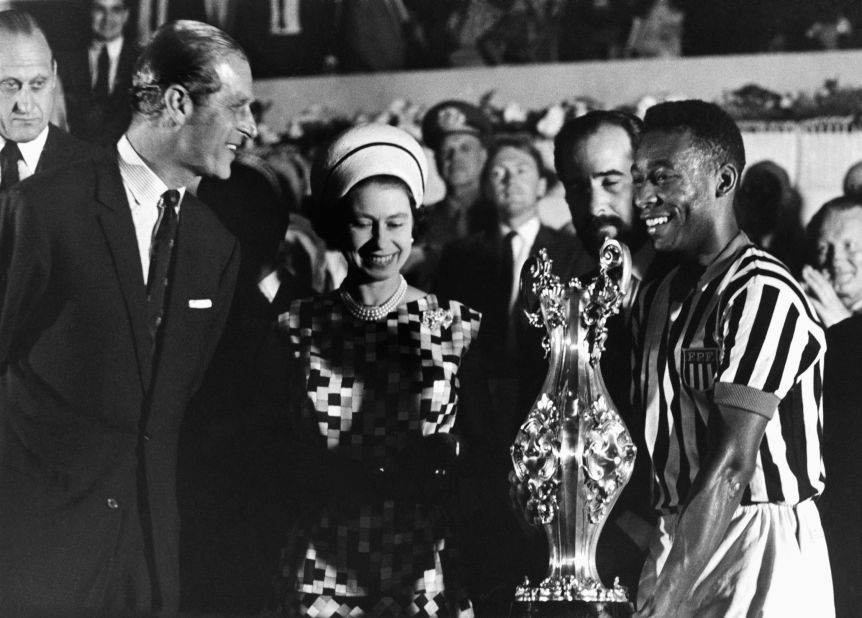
[277,293,480,617]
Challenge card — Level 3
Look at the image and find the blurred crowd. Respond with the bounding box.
[19,0,862,80]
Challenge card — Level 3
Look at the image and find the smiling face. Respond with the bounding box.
[343,178,414,284]
[91,0,129,43]
[632,130,724,261]
[176,53,255,180]
[0,32,55,143]
[486,145,546,228]
[436,133,487,188]
[815,206,862,309]
[558,125,639,253]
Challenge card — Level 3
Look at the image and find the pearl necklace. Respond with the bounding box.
[339,276,408,322]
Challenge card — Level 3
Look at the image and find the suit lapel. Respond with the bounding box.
[144,194,202,433]
[164,193,199,323]
[35,125,61,174]
[93,156,152,390]
[531,225,553,255]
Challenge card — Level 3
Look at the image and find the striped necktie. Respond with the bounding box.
[147,189,180,348]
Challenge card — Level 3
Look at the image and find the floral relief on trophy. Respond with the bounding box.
[510,393,562,526]
[582,395,637,524]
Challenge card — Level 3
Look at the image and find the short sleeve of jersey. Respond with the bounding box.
[715,270,825,411]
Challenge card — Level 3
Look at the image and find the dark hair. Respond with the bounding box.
[483,135,548,183]
[553,110,643,172]
[131,20,247,117]
[0,9,43,37]
[0,10,52,60]
[311,175,418,250]
[643,100,746,175]
[805,195,862,265]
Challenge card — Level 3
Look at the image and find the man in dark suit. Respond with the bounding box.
[434,135,593,614]
[59,0,138,146]
[0,11,99,192]
[819,313,862,618]
[0,19,255,616]
[436,135,594,441]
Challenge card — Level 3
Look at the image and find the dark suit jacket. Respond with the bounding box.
[432,225,592,610]
[819,314,862,618]
[434,224,595,444]
[20,123,102,182]
[0,155,240,615]
[59,39,138,146]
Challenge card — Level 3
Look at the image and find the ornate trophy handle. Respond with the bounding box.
[584,239,633,366]
[599,239,632,300]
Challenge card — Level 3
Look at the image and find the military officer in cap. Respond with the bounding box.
[404,99,496,289]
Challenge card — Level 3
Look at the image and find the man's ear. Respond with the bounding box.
[163,84,193,126]
[716,163,739,198]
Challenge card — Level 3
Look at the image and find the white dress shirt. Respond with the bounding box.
[117,135,185,284]
[89,36,125,94]
[0,126,49,186]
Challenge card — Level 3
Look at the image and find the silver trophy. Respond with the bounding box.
[510,239,637,618]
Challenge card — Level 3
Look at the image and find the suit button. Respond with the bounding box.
[107,498,119,509]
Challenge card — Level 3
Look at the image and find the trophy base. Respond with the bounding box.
[510,600,634,618]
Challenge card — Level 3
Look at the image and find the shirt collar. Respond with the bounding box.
[700,230,750,284]
[117,134,185,207]
[91,35,124,60]
[501,215,541,248]
[0,125,49,172]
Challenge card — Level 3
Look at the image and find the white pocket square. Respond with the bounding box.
[188,299,212,309]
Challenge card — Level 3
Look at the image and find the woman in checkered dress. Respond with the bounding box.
[273,125,484,617]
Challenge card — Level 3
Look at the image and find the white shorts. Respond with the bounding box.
[637,500,834,617]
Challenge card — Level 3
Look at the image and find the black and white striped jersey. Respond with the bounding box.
[633,232,826,512]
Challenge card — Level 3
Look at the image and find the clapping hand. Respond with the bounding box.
[802,265,851,327]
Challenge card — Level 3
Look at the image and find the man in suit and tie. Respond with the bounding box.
[0,19,254,616]
[0,10,99,192]
[436,135,594,439]
[59,0,138,146]
[434,135,593,614]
